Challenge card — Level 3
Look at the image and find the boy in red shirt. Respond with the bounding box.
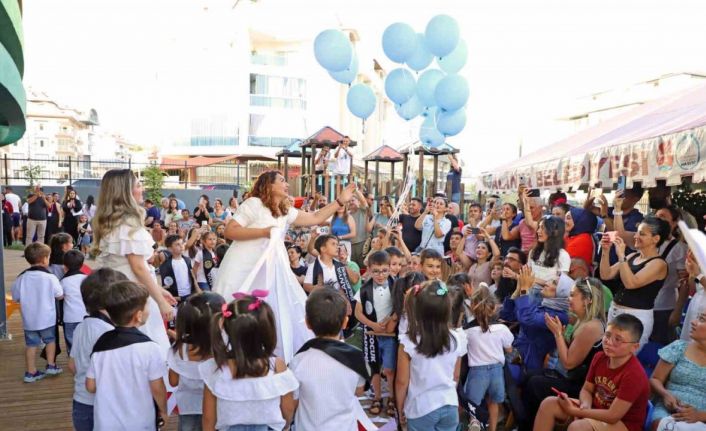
[534,314,649,431]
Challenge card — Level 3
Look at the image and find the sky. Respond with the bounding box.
[21,0,706,176]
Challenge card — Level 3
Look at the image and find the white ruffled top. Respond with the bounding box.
[98,224,154,260]
[167,345,206,415]
[198,358,299,431]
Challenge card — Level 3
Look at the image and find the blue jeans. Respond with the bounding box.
[198,282,210,292]
[377,336,397,371]
[179,414,202,431]
[407,404,459,431]
[226,426,275,431]
[64,321,80,353]
[464,363,506,404]
[72,400,94,431]
[24,326,55,347]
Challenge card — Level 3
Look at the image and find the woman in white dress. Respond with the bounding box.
[215,170,356,362]
[91,169,176,357]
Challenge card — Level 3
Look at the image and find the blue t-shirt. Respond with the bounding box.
[145,206,161,227]
[447,168,462,194]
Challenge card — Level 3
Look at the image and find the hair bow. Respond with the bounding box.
[221,303,232,318]
[232,289,270,311]
[436,282,448,296]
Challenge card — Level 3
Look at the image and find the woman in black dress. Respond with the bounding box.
[45,192,62,244]
[61,188,83,243]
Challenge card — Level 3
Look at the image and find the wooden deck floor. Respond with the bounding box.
[0,249,392,430]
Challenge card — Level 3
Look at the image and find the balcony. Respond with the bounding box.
[248,136,299,148]
[249,95,306,110]
[250,53,288,67]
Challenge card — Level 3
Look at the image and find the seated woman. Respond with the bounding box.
[519,277,606,431]
[564,207,598,269]
[500,266,570,373]
[649,308,706,431]
[529,216,571,285]
[600,215,669,348]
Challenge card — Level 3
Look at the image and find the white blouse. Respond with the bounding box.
[199,358,299,431]
[399,328,467,419]
[167,345,206,415]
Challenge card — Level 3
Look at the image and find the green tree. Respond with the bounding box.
[20,165,42,193]
[142,163,164,204]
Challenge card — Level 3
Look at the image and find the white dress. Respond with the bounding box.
[214,197,313,362]
[95,224,170,359]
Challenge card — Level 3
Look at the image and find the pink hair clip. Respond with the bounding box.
[221,303,232,318]
[232,290,270,311]
[412,284,423,296]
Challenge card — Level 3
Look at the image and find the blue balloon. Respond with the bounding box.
[329,52,358,84]
[416,69,445,107]
[395,95,424,120]
[421,106,437,118]
[314,29,353,72]
[405,33,434,72]
[424,15,460,58]
[385,68,416,105]
[420,122,445,147]
[346,84,376,119]
[382,23,417,63]
[434,74,469,112]
[436,109,466,136]
[437,39,467,74]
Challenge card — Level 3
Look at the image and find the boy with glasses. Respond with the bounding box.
[533,314,649,431]
[354,250,397,417]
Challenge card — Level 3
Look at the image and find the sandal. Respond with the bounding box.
[369,399,383,415]
[386,398,396,417]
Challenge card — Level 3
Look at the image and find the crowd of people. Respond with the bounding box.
[7,167,706,431]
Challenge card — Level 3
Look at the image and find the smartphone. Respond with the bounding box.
[201,221,208,227]
[527,189,540,198]
[317,226,330,235]
[519,175,527,185]
[604,231,618,242]
[470,227,481,235]
[551,387,581,406]
[616,175,626,191]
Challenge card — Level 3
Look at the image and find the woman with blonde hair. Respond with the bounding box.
[215,170,356,361]
[92,169,176,355]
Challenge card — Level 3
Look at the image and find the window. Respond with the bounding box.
[249,74,307,109]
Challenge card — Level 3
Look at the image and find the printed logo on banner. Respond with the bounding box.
[675,133,701,170]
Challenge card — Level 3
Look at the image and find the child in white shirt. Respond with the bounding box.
[61,250,88,352]
[167,292,225,430]
[395,280,468,431]
[193,230,218,291]
[11,243,64,382]
[463,286,514,431]
[291,288,367,430]
[86,281,168,430]
[68,268,127,431]
[200,292,298,431]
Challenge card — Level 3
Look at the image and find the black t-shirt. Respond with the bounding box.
[399,214,422,251]
[28,197,47,221]
[443,214,459,253]
[291,264,308,278]
[193,206,213,225]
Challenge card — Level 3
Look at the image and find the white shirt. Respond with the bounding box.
[167,345,206,415]
[199,358,299,431]
[11,269,63,330]
[681,278,704,341]
[87,341,165,431]
[399,328,467,419]
[654,240,687,311]
[304,258,338,288]
[5,192,20,213]
[354,281,393,322]
[530,249,571,283]
[171,257,192,297]
[21,201,28,216]
[193,250,209,284]
[70,316,114,405]
[331,146,352,175]
[465,324,514,366]
[419,215,451,254]
[61,274,88,323]
[290,346,365,431]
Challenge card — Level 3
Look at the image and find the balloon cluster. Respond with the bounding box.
[382,15,468,147]
[314,29,376,120]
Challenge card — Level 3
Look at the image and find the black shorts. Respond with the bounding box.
[11,213,20,227]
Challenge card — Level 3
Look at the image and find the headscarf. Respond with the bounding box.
[531,273,572,312]
[569,207,597,237]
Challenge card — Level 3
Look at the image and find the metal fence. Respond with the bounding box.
[0,155,280,189]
